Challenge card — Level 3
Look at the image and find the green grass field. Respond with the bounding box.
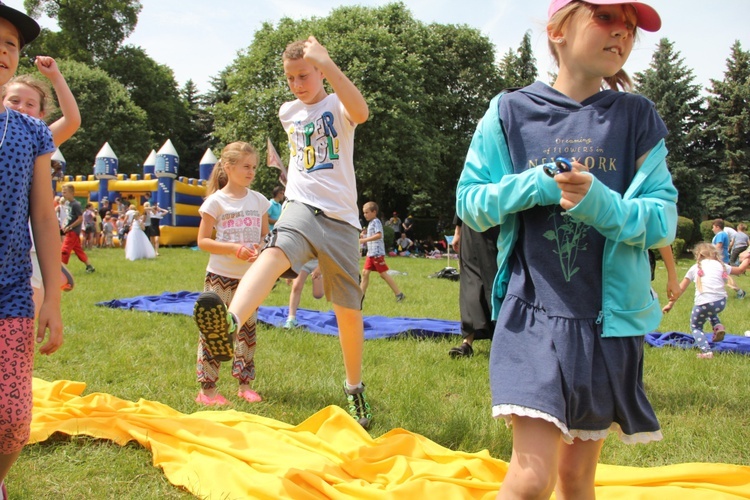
[13,247,750,498]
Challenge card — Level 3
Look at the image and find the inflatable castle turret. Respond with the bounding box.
[155,139,178,228]
[199,148,218,181]
[57,140,215,246]
[94,142,118,205]
[143,150,156,178]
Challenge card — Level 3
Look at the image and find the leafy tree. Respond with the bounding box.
[180,79,216,178]
[634,38,705,224]
[24,0,142,63]
[408,22,503,216]
[214,2,501,218]
[48,60,150,176]
[499,31,537,89]
[702,41,750,219]
[99,45,190,166]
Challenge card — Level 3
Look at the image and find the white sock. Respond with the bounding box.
[345,381,363,392]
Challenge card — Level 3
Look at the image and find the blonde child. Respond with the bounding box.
[3,55,81,315]
[662,243,750,358]
[2,56,81,145]
[456,1,677,497]
[192,36,373,427]
[194,142,270,405]
[0,5,63,497]
[359,201,405,302]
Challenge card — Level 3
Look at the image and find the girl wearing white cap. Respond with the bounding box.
[457,1,676,498]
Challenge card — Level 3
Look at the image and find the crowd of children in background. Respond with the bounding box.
[53,194,166,256]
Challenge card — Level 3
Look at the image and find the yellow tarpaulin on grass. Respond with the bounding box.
[30,379,750,499]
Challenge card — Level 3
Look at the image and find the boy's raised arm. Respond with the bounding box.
[303,36,368,124]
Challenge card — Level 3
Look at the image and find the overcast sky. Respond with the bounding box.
[6,0,749,94]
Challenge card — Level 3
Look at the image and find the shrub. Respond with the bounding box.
[383,224,395,250]
[672,238,686,258]
[700,220,714,242]
[676,216,694,244]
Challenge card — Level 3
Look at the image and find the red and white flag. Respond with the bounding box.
[266,138,288,186]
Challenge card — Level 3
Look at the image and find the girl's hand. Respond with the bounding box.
[236,243,259,262]
[666,279,683,301]
[555,160,592,211]
[35,56,61,79]
[36,307,63,355]
[662,301,674,314]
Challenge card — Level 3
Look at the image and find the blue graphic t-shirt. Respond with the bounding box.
[268,199,282,231]
[712,231,730,263]
[0,109,56,318]
[499,82,667,318]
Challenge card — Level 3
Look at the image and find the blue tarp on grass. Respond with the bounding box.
[96,291,461,340]
[645,331,750,355]
[96,291,750,352]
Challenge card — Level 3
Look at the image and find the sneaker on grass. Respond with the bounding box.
[283,318,298,329]
[343,383,372,429]
[193,291,237,361]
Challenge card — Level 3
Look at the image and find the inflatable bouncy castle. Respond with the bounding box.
[57,140,218,246]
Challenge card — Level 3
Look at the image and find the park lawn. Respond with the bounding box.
[13,247,750,498]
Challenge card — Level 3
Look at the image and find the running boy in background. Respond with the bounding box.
[193,36,372,427]
[60,183,95,273]
[712,219,745,298]
[359,201,405,302]
[0,4,63,497]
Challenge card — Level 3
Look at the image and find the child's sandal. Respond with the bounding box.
[238,389,262,403]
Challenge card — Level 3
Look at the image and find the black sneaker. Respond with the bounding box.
[193,292,236,361]
[343,383,372,429]
[85,264,95,273]
[448,342,474,358]
[395,292,405,302]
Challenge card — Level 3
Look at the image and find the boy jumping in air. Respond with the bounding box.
[193,36,372,427]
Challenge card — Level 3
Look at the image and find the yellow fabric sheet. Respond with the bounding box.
[30,379,750,499]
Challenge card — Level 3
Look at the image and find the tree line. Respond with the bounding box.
[19,1,750,228]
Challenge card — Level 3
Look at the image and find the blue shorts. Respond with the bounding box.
[490,294,662,444]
